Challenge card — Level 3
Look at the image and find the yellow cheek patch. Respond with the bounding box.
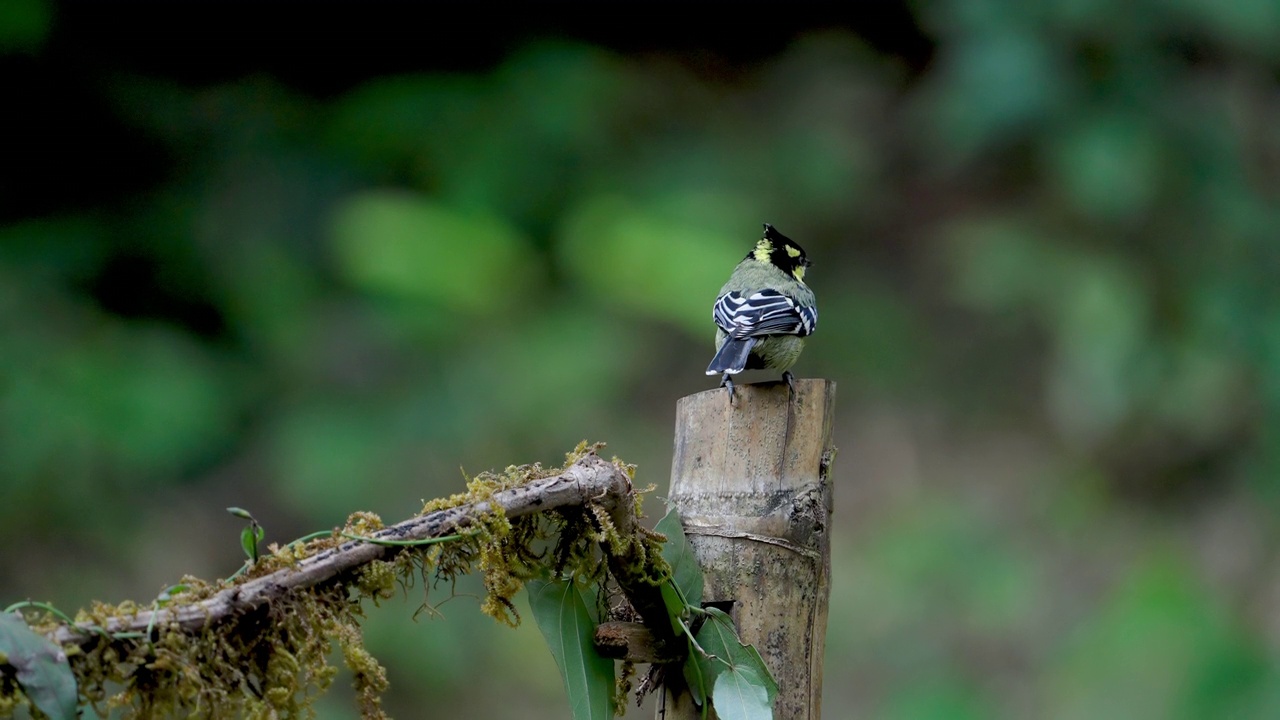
[785,245,801,258]
[794,266,806,282]
[753,239,773,264]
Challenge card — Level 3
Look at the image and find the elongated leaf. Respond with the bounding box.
[660,579,688,638]
[713,665,772,720]
[682,642,710,708]
[527,578,615,720]
[656,508,704,609]
[0,613,77,720]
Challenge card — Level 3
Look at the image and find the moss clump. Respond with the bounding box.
[358,560,400,604]
[49,580,361,719]
[417,441,631,628]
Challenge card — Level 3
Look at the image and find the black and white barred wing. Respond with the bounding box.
[712,289,817,339]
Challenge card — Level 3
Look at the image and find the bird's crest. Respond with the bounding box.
[751,223,811,282]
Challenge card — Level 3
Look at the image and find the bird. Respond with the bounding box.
[705,223,817,404]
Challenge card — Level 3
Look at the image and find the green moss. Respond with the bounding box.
[358,560,399,605]
[615,659,637,710]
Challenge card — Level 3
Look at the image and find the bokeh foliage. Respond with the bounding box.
[2,1,1279,717]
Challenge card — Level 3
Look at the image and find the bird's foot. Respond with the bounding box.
[783,371,796,398]
[720,373,736,406]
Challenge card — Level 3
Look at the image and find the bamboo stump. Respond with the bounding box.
[664,378,836,719]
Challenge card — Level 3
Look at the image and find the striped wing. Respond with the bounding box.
[712,289,817,340]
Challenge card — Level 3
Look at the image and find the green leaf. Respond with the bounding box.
[527,578,615,720]
[688,608,733,697]
[656,508,703,610]
[157,584,191,605]
[0,613,77,720]
[225,507,253,520]
[712,665,773,720]
[741,642,780,703]
[690,608,779,713]
[240,522,263,563]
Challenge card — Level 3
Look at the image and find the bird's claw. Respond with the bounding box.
[783,371,796,398]
[720,373,736,405]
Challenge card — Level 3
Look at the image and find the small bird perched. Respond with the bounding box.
[706,223,818,403]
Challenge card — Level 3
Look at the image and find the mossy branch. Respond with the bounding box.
[2,445,684,719]
[53,451,655,648]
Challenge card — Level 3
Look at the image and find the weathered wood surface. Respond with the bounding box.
[664,378,836,720]
[594,621,684,663]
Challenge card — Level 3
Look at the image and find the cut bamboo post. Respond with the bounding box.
[663,378,836,719]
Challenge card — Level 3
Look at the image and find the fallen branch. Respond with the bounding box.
[53,451,664,647]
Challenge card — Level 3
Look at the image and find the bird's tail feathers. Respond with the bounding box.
[705,337,756,375]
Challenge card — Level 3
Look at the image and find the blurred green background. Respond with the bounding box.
[3,2,1280,718]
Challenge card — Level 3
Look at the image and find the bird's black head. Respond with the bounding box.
[750,223,811,282]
